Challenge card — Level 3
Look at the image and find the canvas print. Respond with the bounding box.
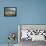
[4,7,17,16]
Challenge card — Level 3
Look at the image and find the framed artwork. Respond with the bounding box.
[4,7,17,16]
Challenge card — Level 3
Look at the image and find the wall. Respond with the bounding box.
[0,0,46,44]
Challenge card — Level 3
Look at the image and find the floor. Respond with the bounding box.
[0,44,18,46]
[19,39,46,46]
[0,40,46,46]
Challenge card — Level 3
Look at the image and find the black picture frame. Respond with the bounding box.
[4,7,17,17]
